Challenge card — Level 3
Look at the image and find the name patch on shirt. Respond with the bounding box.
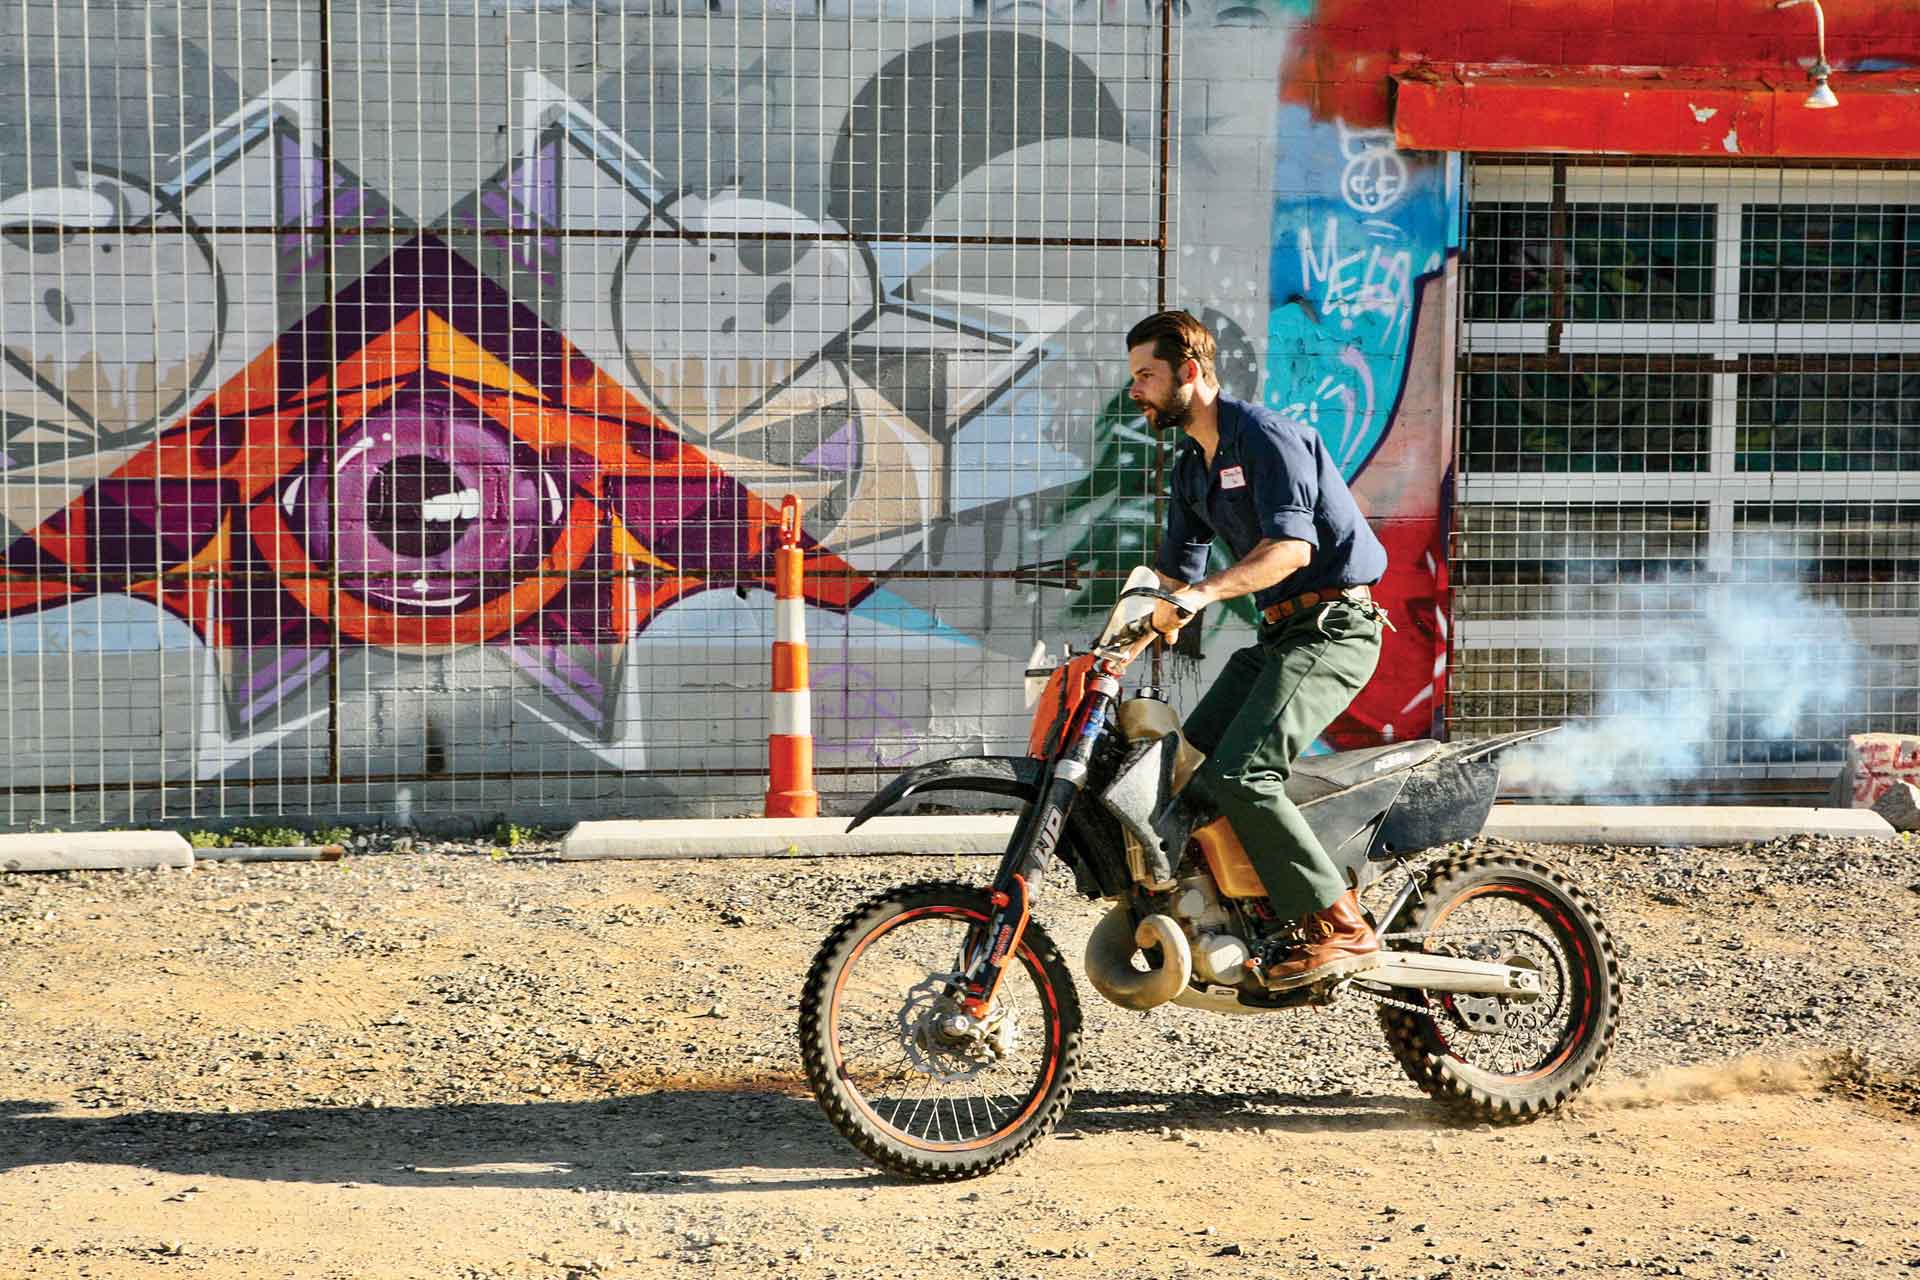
[1219,465,1247,490]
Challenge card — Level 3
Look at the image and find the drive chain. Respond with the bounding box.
[1349,983,1432,1018]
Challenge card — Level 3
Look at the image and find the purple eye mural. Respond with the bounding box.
[1,233,877,733]
[291,390,562,618]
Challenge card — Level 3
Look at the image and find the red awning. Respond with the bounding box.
[1392,64,1920,159]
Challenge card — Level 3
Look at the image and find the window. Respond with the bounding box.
[1455,161,1920,790]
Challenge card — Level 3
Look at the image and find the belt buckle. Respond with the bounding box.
[1264,592,1311,625]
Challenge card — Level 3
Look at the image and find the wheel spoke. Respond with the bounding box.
[816,894,1062,1154]
[1416,883,1587,1077]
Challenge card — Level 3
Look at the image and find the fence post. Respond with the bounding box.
[765,495,818,818]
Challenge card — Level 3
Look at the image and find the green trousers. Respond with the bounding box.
[1182,599,1384,921]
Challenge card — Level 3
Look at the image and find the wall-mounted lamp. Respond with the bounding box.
[1775,0,1839,109]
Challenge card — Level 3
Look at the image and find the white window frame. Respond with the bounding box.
[1459,161,1920,653]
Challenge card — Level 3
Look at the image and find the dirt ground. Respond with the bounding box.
[3,835,1918,1280]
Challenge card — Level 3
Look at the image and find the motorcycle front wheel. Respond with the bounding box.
[1377,852,1621,1123]
[798,880,1082,1180]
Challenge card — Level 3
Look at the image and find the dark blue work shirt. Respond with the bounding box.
[1152,394,1387,611]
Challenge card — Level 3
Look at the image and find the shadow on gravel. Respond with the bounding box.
[0,1084,1439,1190]
[0,1092,871,1190]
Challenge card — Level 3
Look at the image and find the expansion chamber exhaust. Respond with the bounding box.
[1083,905,1191,1011]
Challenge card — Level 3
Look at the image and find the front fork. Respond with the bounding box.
[954,670,1121,1017]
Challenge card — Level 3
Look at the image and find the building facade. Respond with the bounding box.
[1,1,1914,828]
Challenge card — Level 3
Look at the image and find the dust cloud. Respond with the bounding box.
[1571,1055,1827,1112]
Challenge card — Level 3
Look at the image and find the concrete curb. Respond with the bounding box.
[562,803,1897,860]
[0,831,194,874]
[560,816,1020,860]
[1482,804,1895,846]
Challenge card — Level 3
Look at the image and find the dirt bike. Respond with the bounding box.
[798,567,1621,1180]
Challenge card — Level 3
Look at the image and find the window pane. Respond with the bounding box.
[1741,205,1920,322]
[1724,502,1920,761]
[1568,204,1715,322]
[1462,369,1711,472]
[1464,202,1716,323]
[1736,367,1920,471]
[1450,647,1603,735]
[1465,204,1552,321]
[1454,503,1708,621]
[1732,501,1920,614]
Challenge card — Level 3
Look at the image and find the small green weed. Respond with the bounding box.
[491,821,537,851]
[226,825,308,848]
[187,825,356,848]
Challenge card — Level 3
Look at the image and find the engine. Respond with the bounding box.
[1169,872,1254,986]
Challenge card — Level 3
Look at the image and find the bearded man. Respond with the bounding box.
[1127,309,1392,988]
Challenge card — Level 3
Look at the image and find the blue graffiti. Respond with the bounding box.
[1265,107,1457,480]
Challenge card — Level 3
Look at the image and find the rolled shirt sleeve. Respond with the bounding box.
[1153,476,1214,585]
[1242,418,1321,548]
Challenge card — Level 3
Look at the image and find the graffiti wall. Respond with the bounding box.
[0,2,1455,827]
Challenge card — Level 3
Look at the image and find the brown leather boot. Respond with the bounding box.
[1262,890,1381,990]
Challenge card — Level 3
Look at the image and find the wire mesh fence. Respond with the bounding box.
[1455,156,1920,797]
[0,0,1187,829]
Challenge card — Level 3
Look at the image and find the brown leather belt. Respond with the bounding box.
[1262,583,1371,625]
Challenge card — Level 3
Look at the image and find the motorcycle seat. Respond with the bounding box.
[1286,739,1443,801]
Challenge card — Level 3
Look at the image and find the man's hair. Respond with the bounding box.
[1126,309,1217,387]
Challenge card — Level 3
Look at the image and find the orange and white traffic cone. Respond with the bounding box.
[765,495,818,818]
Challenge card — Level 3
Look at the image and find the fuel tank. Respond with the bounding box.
[1116,693,1204,792]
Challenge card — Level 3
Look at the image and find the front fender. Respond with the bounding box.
[844,756,1045,830]
[845,755,1131,900]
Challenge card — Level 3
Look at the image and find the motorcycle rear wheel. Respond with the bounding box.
[1377,852,1620,1123]
[798,880,1083,1180]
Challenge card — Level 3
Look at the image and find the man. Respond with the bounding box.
[1128,309,1390,989]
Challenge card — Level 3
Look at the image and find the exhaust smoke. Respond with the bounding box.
[1497,537,1862,800]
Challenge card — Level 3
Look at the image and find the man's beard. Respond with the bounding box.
[1137,383,1194,432]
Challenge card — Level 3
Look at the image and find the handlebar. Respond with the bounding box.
[1117,585,1196,618]
[1098,617,1156,652]
[1092,586,1196,661]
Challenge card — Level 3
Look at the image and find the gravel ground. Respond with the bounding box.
[2,829,1917,1279]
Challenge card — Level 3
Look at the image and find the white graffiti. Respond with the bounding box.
[1337,121,1408,215]
[1333,345,1378,471]
[1297,215,1413,343]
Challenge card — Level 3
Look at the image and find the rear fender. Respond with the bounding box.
[1373,727,1559,857]
[844,756,1130,900]
[1374,753,1500,857]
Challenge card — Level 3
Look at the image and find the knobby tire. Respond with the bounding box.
[1378,852,1621,1123]
[797,880,1083,1180]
